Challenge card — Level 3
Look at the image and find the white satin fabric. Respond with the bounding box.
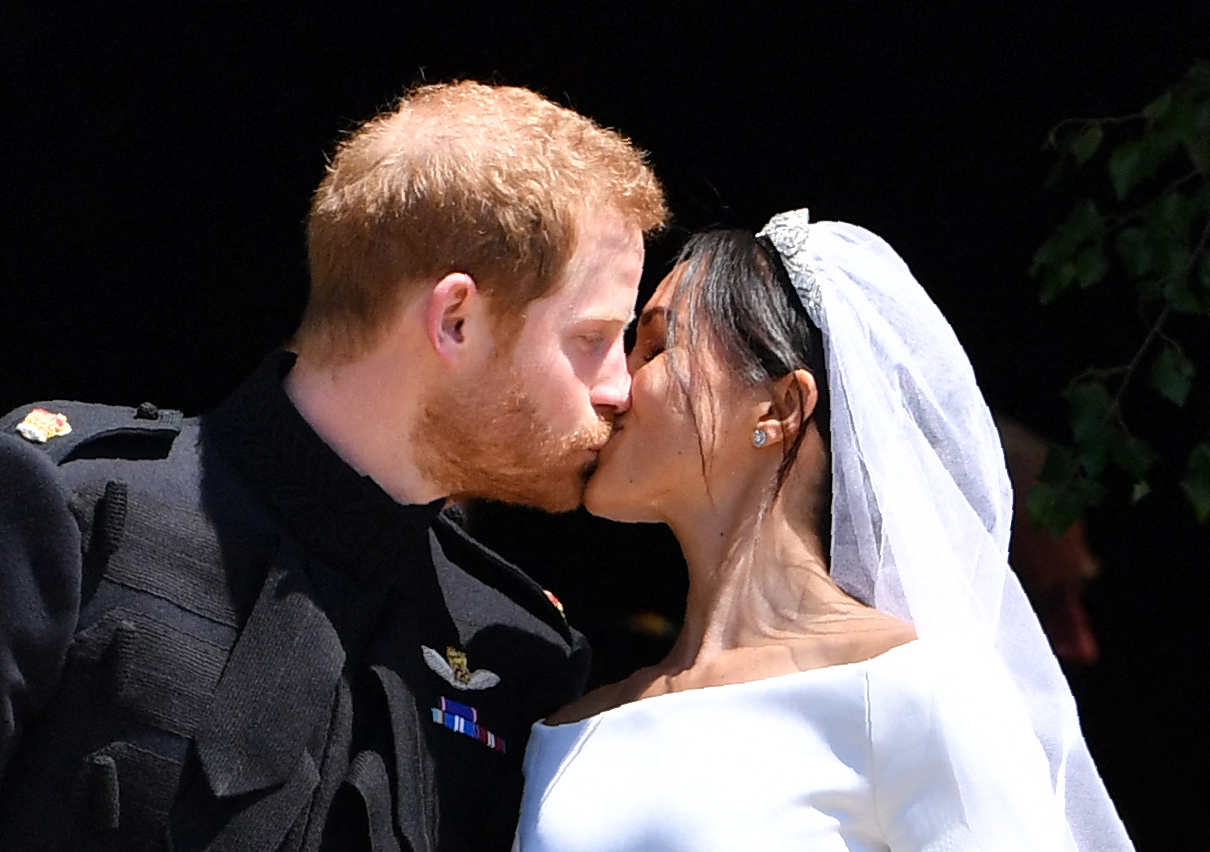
[515,640,1071,852]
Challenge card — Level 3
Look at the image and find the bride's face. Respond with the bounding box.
[584,266,758,523]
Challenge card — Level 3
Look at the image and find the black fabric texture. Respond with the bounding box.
[0,351,591,851]
[76,740,186,847]
[344,751,402,852]
[71,607,229,741]
[79,751,121,832]
[92,479,128,558]
[101,488,243,628]
[0,434,82,777]
[187,752,321,852]
[197,553,345,797]
[371,665,434,852]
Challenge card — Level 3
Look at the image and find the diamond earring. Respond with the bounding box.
[752,429,768,448]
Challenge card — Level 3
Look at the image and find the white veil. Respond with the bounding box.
[758,210,1133,852]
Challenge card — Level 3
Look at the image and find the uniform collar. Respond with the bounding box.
[204,351,445,581]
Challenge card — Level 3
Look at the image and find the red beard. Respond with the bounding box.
[414,363,613,512]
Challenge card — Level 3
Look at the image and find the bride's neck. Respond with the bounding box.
[663,476,855,671]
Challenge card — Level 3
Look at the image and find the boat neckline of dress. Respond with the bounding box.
[536,637,925,730]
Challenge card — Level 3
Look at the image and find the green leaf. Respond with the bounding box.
[1032,236,1069,272]
[1169,91,1210,173]
[1033,200,1100,265]
[1114,435,1159,479]
[1154,191,1196,239]
[1150,343,1196,405]
[1144,89,1173,120]
[1193,135,1210,176]
[1027,481,1058,528]
[1183,101,1210,174]
[1144,128,1183,168]
[1064,381,1114,440]
[1131,481,1151,503]
[1077,420,1119,477]
[1196,99,1210,133]
[1109,132,1181,199]
[1039,263,1076,304]
[1070,476,1108,507]
[1049,488,1087,534]
[1028,479,1087,537]
[1181,443,1210,522]
[1115,227,1154,277]
[1039,443,1078,485]
[1108,141,1144,199]
[1070,124,1104,165]
[1034,201,1102,300]
[1061,199,1102,244]
[1195,183,1210,216]
[1198,253,1210,295]
[1029,456,1107,535]
[1162,274,1202,313]
[1153,241,1193,280]
[1074,244,1108,288]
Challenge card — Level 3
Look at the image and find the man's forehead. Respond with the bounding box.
[565,219,643,274]
[546,214,644,314]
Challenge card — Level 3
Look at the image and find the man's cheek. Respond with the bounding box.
[527,364,582,421]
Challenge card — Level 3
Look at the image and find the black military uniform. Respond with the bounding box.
[0,352,589,852]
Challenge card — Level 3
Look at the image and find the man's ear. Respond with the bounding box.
[755,369,819,446]
[425,272,482,364]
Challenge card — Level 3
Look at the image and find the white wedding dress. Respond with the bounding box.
[514,639,1073,852]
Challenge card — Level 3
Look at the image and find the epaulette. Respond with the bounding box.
[0,400,184,465]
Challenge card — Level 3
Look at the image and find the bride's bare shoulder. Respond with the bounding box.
[544,667,662,726]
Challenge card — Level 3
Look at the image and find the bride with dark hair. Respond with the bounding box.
[512,210,1133,851]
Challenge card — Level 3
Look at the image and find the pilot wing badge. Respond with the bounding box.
[422,645,501,691]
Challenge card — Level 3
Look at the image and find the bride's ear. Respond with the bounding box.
[755,370,819,446]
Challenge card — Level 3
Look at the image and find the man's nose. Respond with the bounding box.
[590,338,632,413]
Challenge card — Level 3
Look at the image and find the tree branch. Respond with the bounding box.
[1109,218,1210,416]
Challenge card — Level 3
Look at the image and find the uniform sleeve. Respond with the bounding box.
[869,641,1076,852]
[0,433,82,777]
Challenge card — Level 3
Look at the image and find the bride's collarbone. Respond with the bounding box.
[544,614,916,725]
[636,620,913,695]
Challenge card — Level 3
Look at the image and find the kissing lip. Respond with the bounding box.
[592,425,624,452]
[595,432,622,455]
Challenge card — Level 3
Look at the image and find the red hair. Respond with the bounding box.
[298,81,667,363]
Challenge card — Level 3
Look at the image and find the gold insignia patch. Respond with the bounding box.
[421,645,501,691]
[445,646,471,684]
[15,408,72,444]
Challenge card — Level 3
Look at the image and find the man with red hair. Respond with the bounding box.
[0,81,667,851]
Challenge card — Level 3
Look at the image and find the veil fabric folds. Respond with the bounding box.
[758,210,1133,852]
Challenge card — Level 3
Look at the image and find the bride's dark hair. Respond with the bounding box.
[664,229,832,539]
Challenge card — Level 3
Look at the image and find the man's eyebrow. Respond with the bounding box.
[573,311,637,328]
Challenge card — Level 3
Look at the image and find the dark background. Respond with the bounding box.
[2,2,1207,848]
